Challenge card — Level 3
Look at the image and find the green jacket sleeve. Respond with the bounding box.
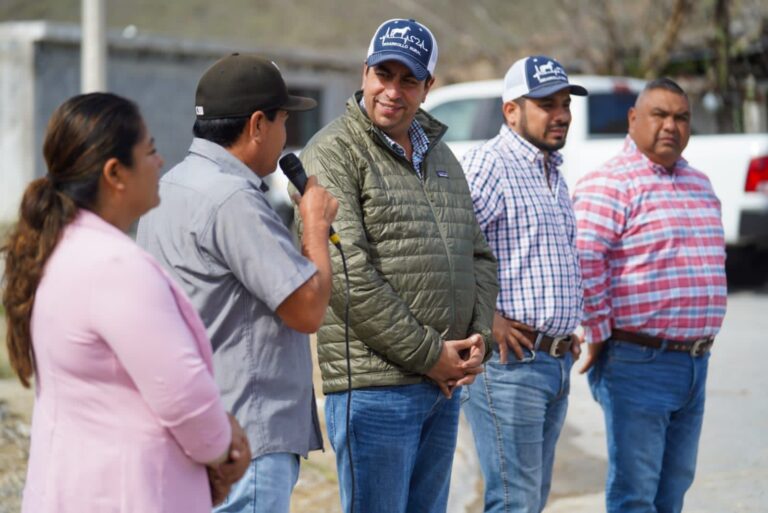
[469,221,499,363]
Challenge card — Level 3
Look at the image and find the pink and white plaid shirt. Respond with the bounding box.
[573,137,727,344]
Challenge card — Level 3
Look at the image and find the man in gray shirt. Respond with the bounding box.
[137,53,338,513]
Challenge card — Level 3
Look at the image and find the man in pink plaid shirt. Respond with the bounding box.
[573,78,727,513]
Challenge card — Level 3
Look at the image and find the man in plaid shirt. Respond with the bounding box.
[574,78,727,513]
[462,55,587,513]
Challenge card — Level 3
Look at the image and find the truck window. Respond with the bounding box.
[286,87,322,148]
[588,92,637,137]
[429,98,504,142]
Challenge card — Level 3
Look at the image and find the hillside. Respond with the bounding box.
[2,0,766,84]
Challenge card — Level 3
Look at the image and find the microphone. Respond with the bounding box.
[279,153,341,249]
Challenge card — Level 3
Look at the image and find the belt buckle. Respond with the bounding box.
[689,338,710,357]
[521,332,545,363]
[550,336,570,357]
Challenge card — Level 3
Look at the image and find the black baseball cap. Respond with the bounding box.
[195,53,317,119]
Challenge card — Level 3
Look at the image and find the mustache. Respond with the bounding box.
[375,96,405,107]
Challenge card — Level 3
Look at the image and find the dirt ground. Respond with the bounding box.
[0,381,32,513]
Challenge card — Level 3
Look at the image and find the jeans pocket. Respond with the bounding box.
[460,384,471,406]
[325,399,336,451]
[587,359,602,401]
[563,351,575,371]
[488,347,536,368]
[609,340,658,363]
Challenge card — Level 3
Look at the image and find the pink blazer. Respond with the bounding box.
[22,210,231,513]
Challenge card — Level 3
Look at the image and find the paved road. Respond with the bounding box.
[449,283,768,513]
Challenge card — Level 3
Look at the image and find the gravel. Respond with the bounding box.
[0,400,29,513]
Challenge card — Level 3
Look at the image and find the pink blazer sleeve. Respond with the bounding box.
[88,253,231,464]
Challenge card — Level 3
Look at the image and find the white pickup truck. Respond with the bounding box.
[423,76,768,253]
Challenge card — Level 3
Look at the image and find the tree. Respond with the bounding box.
[554,0,692,77]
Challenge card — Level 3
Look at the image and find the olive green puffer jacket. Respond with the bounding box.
[299,92,498,394]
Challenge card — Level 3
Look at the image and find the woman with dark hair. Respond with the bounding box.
[1,92,249,512]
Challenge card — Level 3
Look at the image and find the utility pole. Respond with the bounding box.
[713,0,734,132]
[81,0,106,93]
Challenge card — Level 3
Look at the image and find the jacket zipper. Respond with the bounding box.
[370,123,457,336]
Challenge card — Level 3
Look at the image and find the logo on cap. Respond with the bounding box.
[532,60,567,84]
[378,25,429,54]
[366,19,438,81]
[502,55,588,103]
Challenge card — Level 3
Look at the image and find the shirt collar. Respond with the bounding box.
[188,137,268,191]
[499,124,564,169]
[623,135,688,176]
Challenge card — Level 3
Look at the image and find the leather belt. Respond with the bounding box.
[612,329,713,357]
[519,331,572,358]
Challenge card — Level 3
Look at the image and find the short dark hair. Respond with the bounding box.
[644,77,687,98]
[192,108,279,147]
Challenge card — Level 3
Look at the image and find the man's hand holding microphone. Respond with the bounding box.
[274,154,338,333]
[281,153,340,249]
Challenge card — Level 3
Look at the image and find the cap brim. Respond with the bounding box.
[525,82,589,98]
[282,95,317,111]
[366,52,429,81]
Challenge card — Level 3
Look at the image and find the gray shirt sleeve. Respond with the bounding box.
[208,188,317,311]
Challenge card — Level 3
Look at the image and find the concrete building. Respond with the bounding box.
[0,21,361,223]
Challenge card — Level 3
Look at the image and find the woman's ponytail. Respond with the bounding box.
[2,177,78,387]
[1,92,142,387]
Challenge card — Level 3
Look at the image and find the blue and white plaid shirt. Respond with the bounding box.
[463,125,583,336]
[359,98,431,177]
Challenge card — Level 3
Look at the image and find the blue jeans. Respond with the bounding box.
[588,339,710,513]
[325,382,461,513]
[462,349,573,513]
[213,453,299,513]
